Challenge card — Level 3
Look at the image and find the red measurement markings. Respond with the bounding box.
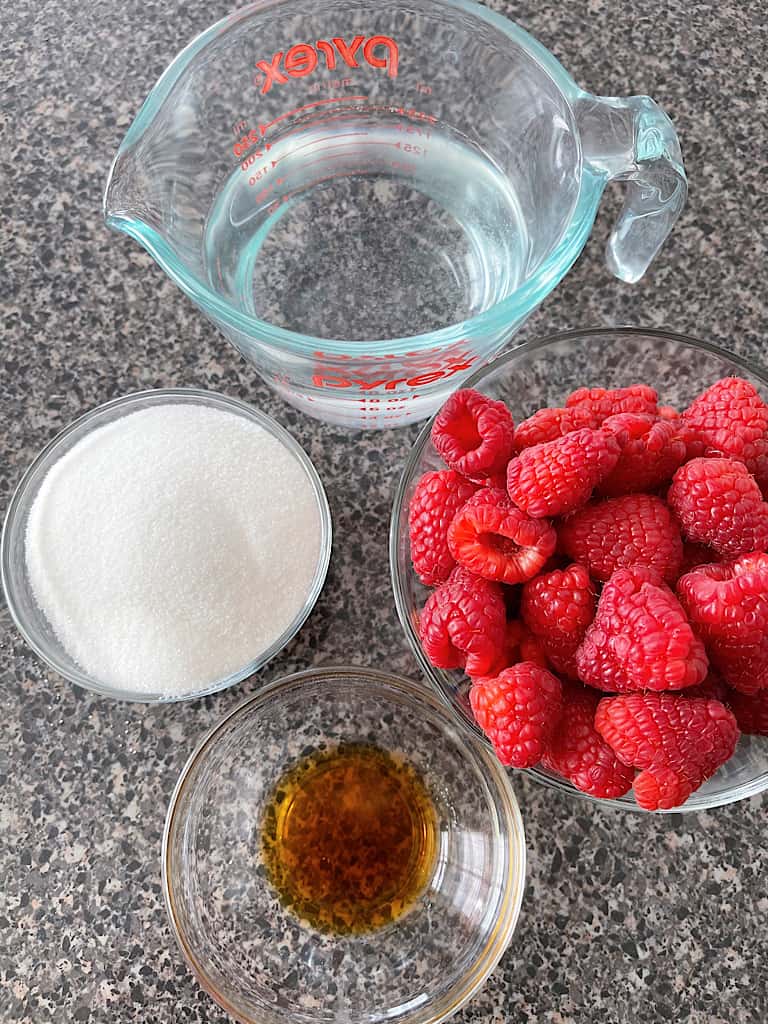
[239,120,371,177]
[240,145,273,173]
[268,132,369,164]
[394,122,432,138]
[237,104,435,160]
[344,102,437,126]
[245,134,427,186]
[232,99,368,160]
[246,138,426,187]
[273,112,377,142]
[258,96,368,136]
[394,141,427,155]
[246,133,372,187]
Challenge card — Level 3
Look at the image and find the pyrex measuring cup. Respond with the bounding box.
[104,0,686,429]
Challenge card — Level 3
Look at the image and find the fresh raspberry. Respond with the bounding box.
[668,457,768,557]
[726,688,768,735]
[447,488,556,584]
[542,685,635,798]
[683,377,768,475]
[656,405,706,460]
[632,764,695,810]
[598,413,687,496]
[565,384,658,426]
[702,640,768,696]
[469,663,563,768]
[504,620,550,668]
[658,405,679,420]
[679,540,719,576]
[408,470,479,587]
[511,405,594,453]
[431,389,515,480]
[595,693,740,810]
[480,473,509,491]
[558,493,683,583]
[576,565,708,692]
[418,567,506,677]
[506,428,621,518]
[521,563,596,678]
[677,553,768,647]
[476,620,549,680]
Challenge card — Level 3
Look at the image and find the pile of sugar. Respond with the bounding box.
[25,403,323,696]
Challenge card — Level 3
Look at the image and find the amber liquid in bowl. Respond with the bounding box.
[261,743,437,934]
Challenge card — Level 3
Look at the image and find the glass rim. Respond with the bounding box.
[161,665,527,1024]
[389,326,768,813]
[1,387,333,703]
[103,0,600,357]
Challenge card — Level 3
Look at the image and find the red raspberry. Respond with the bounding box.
[408,470,479,587]
[632,763,696,810]
[476,620,549,680]
[511,405,594,453]
[656,405,706,460]
[505,620,550,668]
[447,488,556,584]
[418,567,506,677]
[431,389,515,480]
[576,565,708,692]
[702,640,768,696]
[726,688,768,735]
[521,563,596,678]
[506,428,621,518]
[565,384,658,426]
[679,540,719,576]
[558,493,683,583]
[683,377,768,475]
[542,685,635,798]
[668,457,768,557]
[598,413,687,496]
[469,663,563,768]
[677,553,768,647]
[595,693,740,810]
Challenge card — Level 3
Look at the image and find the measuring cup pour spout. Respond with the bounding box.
[103,1,687,430]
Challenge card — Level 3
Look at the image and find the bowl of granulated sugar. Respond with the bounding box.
[1,389,331,701]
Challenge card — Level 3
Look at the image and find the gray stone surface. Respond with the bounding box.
[1,1,767,1022]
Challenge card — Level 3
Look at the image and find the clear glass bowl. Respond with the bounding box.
[162,666,526,1024]
[390,328,768,812]
[1,388,332,703]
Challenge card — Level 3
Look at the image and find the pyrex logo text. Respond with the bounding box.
[255,35,399,94]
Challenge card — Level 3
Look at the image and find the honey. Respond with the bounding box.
[261,743,438,934]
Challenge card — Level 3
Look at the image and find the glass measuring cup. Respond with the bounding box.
[104,0,686,429]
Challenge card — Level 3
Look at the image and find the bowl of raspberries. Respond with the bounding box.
[390,328,768,812]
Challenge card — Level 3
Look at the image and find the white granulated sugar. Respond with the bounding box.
[25,404,322,696]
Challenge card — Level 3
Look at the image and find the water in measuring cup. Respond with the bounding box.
[205,114,530,341]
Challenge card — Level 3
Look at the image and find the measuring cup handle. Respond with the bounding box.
[576,94,687,283]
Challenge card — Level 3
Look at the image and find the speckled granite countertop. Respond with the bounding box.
[2,1,768,1021]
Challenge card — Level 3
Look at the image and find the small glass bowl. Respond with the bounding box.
[1,388,332,702]
[162,666,526,1024]
[390,328,768,812]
